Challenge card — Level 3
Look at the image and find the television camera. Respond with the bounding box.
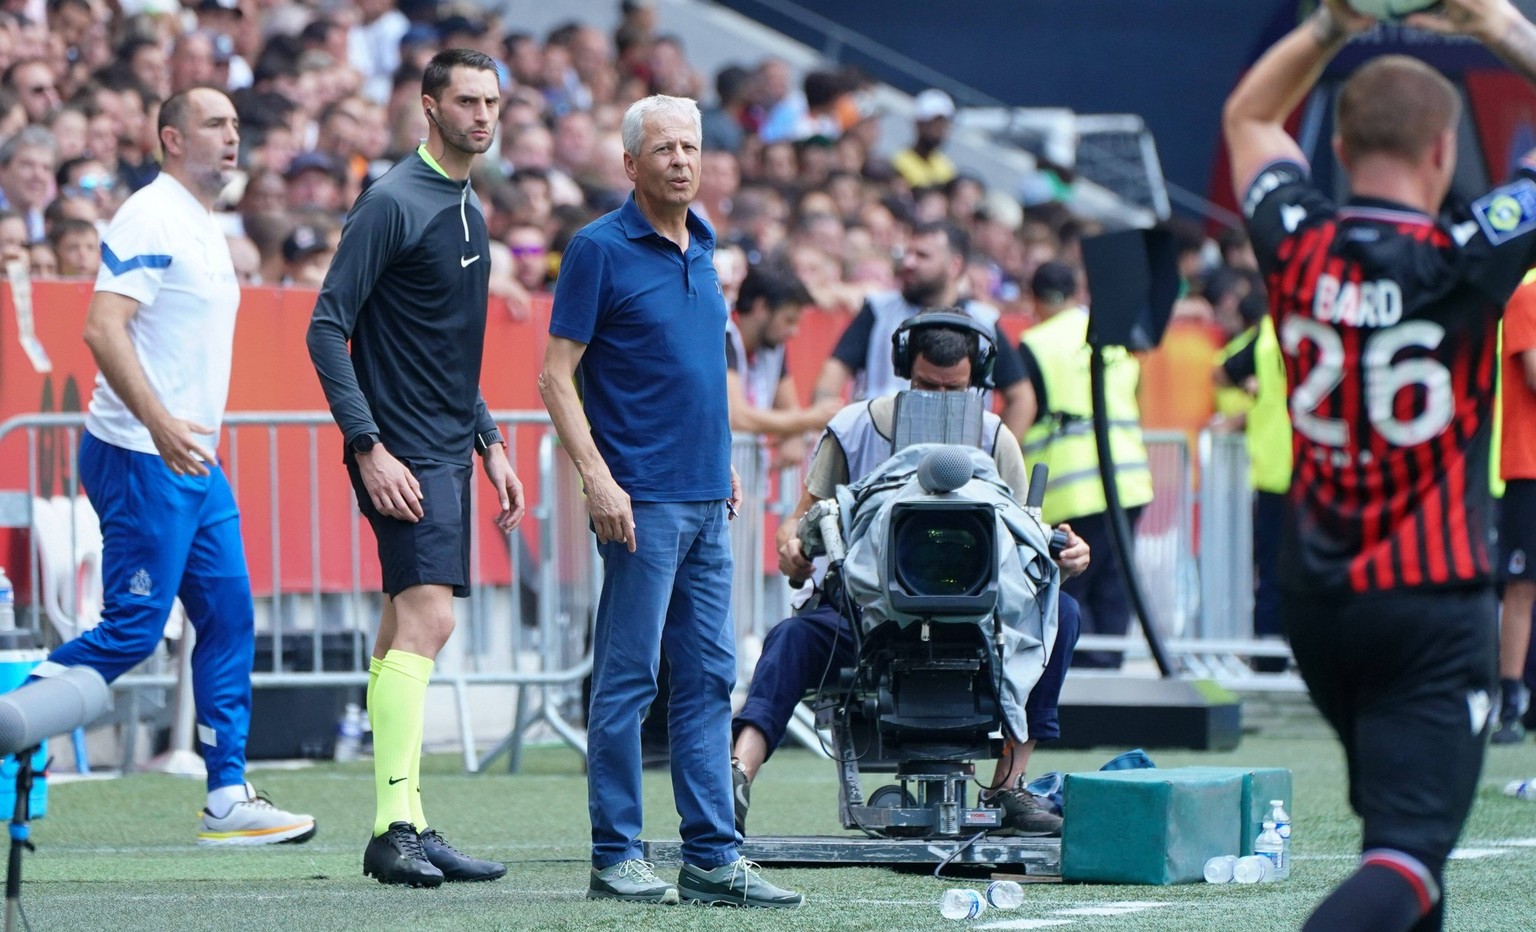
[797,444,1061,838]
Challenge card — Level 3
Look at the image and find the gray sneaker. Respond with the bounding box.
[678,857,804,908]
[987,775,1063,837]
[731,758,751,836]
[588,859,680,904]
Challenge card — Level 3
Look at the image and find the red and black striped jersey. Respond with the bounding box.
[1244,158,1536,595]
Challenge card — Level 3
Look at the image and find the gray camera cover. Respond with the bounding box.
[836,443,1060,741]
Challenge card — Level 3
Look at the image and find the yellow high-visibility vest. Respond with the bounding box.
[1248,316,1293,494]
[1021,307,1154,523]
[1215,328,1258,420]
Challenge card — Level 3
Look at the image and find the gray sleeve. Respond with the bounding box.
[305,190,406,444]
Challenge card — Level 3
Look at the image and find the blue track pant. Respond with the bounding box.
[43,432,254,790]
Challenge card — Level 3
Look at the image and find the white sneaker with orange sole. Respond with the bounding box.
[197,783,317,846]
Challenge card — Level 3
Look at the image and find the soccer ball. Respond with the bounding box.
[1347,0,1440,19]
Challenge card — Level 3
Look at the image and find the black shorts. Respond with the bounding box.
[1499,479,1536,583]
[347,458,472,598]
[1282,585,1496,868]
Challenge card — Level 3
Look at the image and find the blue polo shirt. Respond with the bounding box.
[549,195,732,502]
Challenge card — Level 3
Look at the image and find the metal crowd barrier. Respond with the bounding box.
[0,410,612,773]
[728,439,830,758]
[1068,428,1300,690]
[1189,429,1298,688]
[0,411,1299,779]
[0,412,799,773]
[1070,430,1197,663]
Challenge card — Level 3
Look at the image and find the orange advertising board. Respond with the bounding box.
[1,285,1210,599]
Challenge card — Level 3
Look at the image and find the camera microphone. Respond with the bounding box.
[0,667,110,757]
[1024,463,1069,559]
[1024,463,1048,514]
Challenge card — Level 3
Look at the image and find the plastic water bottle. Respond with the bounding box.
[1255,819,1286,881]
[939,888,985,920]
[1268,799,1292,878]
[1504,778,1536,800]
[0,566,14,632]
[985,879,1023,909]
[1233,854,1271,884]
[1204,854,1238,883]
[334,702,363,762]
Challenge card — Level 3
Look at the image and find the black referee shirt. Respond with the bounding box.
[307,148,499,467]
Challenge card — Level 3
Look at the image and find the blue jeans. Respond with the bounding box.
[734,593,1082,754]
[587,500,738,869]
[46,432,255,791]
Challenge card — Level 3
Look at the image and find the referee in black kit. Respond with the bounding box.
[307,48,525,887]
[1225,1,1536,930]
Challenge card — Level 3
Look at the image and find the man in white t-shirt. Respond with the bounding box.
[38,87,315,846]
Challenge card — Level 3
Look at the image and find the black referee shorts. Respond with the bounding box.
[347,458,473,598]
[1499,479,1536,584]
[1283,585,1496,868]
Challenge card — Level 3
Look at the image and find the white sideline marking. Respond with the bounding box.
[1447,847,1511,860]
[46,772,117,785]
[1464,837,1536,847]
[1054,901,1170,917]
[35,889,585,903]
[48,842,581,856]
[976,920,1073,930]
[244,760,319,772]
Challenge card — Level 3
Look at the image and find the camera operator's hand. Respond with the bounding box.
[1053,523,1090,578]
[777,533,814,585]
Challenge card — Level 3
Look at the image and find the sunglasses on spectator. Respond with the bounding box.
[69,175,115,194]
[510,245,545,257]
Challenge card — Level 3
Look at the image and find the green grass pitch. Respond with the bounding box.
[18,729,1536,930]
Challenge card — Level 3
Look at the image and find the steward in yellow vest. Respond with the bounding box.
[1017,262,1152,669]
[1020,310,1153,524]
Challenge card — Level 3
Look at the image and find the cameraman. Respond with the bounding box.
[730,312,1089,837]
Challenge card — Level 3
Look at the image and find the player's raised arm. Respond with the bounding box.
[1223,1,1373,198]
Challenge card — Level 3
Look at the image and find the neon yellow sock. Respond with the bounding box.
[367,656,382,718]
[371,650,434,836]
[409,696,427,831]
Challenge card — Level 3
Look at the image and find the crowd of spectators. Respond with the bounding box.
[0,0,1263,403]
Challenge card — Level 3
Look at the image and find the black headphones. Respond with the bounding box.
[890,310,997,389]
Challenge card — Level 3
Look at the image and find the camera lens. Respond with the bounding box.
[892,509,991,596]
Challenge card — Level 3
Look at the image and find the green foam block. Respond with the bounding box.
[1178,766,1293,855]
[1061,769,1242,884]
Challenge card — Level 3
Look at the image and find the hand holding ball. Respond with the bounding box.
[1346,0,1441,19]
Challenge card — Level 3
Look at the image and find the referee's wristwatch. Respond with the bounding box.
[475,428,505,455]
[349,432,380,455]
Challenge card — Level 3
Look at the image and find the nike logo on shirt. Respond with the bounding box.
[461,255,480,268]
